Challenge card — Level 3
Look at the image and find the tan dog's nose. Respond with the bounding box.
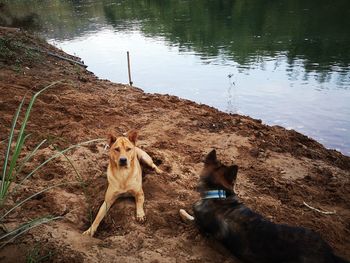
[119,157,127,166]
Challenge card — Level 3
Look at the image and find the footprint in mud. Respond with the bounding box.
[73,114,84,122]
[40,172,55,181]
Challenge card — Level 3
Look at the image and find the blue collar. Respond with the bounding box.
[203,190,227,199]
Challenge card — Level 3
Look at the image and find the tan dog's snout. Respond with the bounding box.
[119,157,128,166]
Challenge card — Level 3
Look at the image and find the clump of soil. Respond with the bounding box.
[0,27,349,262]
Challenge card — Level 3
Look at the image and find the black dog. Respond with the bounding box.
[192,149,348,263]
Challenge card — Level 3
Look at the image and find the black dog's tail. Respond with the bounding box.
[334,254,349,263]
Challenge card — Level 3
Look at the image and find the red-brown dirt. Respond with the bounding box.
[0,27,349,262]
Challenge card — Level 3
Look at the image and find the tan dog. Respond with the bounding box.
[83,130,162,237]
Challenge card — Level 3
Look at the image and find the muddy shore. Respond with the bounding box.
[0,27,349,262]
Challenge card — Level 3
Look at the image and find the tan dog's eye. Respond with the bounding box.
[115,147,120,152]
[126,147,131,152]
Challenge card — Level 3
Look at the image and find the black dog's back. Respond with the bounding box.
[193,150,348,263]
[194,198,338,263]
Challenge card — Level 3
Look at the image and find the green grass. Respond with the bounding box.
[0,82,104,248]
[26,243,55,263]
[0,36,42,71]
[0,37,15,59]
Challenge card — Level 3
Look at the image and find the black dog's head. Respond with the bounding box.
[198,149,238,195]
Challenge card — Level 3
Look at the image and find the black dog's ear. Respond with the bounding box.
[224,165,238,185]
[108,133,117,147]
[205,149,217,164]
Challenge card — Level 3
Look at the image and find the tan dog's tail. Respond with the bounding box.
[179,209,194,222]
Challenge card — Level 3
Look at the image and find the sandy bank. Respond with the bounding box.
[0,27,349,262]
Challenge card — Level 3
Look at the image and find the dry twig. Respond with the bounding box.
[303,201,336,215]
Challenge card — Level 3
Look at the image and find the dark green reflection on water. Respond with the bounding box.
[5,0,350,84]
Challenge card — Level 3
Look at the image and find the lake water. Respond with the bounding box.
[6,0,350,156]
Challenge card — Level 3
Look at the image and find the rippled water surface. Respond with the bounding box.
[7,0,350,155]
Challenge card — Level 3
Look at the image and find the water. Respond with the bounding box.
[5,0,350,156]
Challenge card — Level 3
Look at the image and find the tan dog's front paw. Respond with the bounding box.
[154,166,163,174]
[82,227,95,237]
[136,214,146,223]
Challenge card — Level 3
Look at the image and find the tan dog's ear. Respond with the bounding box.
[108,133,117,147]
[127,130,138,145]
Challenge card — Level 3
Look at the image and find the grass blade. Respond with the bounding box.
[60,151,82,182]
[0,97,25,197]
[0,216,61,249]
[1,81,61,202]
[0,216,59,241]
[14,138,103,190]
[3,134,31,196]
[0,138,9,145]
[0,182,76,221]
[9,139,47,197]
[6,81,61,184]
[14,139,47,179]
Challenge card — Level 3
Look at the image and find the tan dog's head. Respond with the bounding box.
[108,130,138,169]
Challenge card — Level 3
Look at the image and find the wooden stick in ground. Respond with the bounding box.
[127,51,133,86]
[303,201,336,215]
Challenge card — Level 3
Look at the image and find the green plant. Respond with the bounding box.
[0,216,61,249]
[0,82,59,203]
[0,37,15,61]
[0,82,103,248]
[26,242,55,263]
[0,37,42,69]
